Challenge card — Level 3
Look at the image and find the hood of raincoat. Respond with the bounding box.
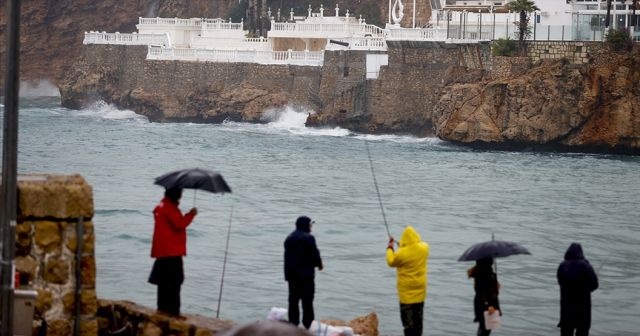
[564,242,584,261]
[386,226,430,304]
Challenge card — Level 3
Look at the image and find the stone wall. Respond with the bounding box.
[363,41,489,135]
[491,56,532,79]
[60,45,323,122]
[526,41,605,64]
[16,174,97,335]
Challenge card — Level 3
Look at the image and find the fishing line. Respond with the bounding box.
[216,205,233,318]
[364,139,391,238]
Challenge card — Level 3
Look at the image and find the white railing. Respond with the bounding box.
[270,22,386,38]
[191,36,270,51]
[138,17,224,27]
[326,37,387,51]
[83,32,171,46]
[201,21,244,31]
[147,46,324,66]
[386,28,448,41]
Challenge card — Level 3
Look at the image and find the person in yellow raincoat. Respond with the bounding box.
[386,226,430,336]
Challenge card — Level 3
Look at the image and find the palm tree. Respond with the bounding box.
[605,0,612,28]
[507,0,540,55]
[633,0,638,29]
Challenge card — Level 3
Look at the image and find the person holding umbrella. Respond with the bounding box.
[148,187,198,316]
[386,226,430,336]
[557,242,598,336]
[458,236,531,335]
[467,258,501,336]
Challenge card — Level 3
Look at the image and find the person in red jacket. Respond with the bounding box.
[148,188,197,316]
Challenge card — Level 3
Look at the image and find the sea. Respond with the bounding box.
[5,93,640,335]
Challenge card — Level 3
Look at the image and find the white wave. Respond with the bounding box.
[354,133,445,144]
[260,105,350,137]
[19,80,60,97]
[75,101,148,122]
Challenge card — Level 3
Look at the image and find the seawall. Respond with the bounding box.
[60,41,640,152]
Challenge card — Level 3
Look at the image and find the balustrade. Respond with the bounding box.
[147,46,324,66]
[83,32,171,46]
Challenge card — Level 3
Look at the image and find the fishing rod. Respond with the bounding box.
[216,206,233,318]
[364,139,391,239]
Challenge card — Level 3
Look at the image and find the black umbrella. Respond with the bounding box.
[458,239,531,262]
[458,235,531,276]
[154,168,232,194]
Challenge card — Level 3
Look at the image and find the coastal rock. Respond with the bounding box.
[96,299,380,336]
[433,51,640,152]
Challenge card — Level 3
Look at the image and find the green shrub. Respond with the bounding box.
[605,28,633,52]
[492,38,517,56]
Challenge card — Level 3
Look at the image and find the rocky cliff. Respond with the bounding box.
[432,48,640,153]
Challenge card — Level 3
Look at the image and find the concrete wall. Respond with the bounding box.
[16,174,97,335]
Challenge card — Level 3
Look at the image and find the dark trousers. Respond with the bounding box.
[561,326,589,336]
[149,256,184,316]
[157,283,181,315]
[400,302,424,336]
[287,278,315,329]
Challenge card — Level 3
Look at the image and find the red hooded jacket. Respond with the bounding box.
[151,197,195,258]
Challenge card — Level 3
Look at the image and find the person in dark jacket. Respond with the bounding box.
[468,258,500,336]
[148,188,197,316]
[284,216,323,329]
[557,243,598,336]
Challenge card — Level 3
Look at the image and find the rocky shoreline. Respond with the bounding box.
[58,41,640,155]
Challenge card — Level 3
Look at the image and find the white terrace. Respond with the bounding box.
[83,1,634,67]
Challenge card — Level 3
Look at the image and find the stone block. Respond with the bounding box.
[34,221,62,253]
[18,174,94,219]
[81,255,97,287]
[35,288,54,316]
[47,318,71,336]
[142,322,163,336]
[80,318,98,336]
[15,221,32,256]
[65,220,95,255]
[63,289,98,315]
[15,255,38,284]
[43,255,70,284]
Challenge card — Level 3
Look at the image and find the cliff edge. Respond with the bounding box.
[433,48,640,153]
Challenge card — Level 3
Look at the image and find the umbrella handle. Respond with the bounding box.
[193,190,197,208]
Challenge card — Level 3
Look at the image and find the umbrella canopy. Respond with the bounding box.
[154,168,232,194]
[458,239,531,262]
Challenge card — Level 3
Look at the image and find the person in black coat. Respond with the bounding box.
[557,243,599,336]
[468,258,500,336]
[284,216,323,329]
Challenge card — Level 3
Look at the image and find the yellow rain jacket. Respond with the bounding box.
[386,226,430,304]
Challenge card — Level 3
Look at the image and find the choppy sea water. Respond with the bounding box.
[7,96,640,335]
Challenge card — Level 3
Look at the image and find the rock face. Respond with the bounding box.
[433,49,640,153]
